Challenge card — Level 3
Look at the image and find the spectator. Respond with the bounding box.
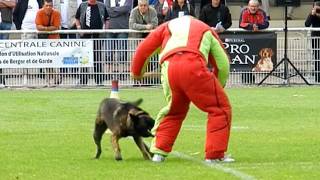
[105,0,133,79]
[53,0,82,39]
[53,0,82,85]
[199,0,232,33]
[200,0,224,9]
[164,0,195,21]
[129,0,158,37]
[239,0,269,31]
[0,0,16,87]
[75,0,109,86]
[305,1,320,83]
[286,0,301,20]
[239,0,268,84]
[242,0,269,20]
[129,0,158,85]
[13,0,43,39]
[13,0,44,86]
[131,16,233,163]
[0,0,16,39]
[154,0,169,25]
[35,0,61,39]
[35,0,61,86]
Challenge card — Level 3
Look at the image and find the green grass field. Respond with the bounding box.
[0,87,319,180]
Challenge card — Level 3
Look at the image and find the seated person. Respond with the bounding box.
[164,0,195,21]
[199,0,232,33]
[239,0,269,31]
[129,0,158,38]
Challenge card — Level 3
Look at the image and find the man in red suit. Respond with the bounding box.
[131,16,234,163]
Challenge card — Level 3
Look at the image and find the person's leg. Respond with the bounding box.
[287,6,294,20]
[79,67,88,85]
[0,22,12,86]
[0,22,12,39]
[312,38,320,83]
[105,33,116,80]
[0,68,4,86]
[117,33,129,80]
[150,59,191,157]
[94,44,101,85]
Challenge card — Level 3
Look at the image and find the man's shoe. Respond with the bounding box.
[152,154,165,163]
[205,155,235,163]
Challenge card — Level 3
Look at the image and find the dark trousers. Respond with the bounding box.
[242,71,255,84]
[312,38,320,83]
[79,34,105,85]
[0,69,5,85]
[60,27,77,79]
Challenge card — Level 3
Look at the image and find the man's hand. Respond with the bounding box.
[146,24,153,30]
[253,24,258,31]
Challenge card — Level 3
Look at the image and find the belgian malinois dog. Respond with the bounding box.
[93,98,155,161]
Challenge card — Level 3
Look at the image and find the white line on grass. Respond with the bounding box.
[171,151,256,180]
[182,125,249,131]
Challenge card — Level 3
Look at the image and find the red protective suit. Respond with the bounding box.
[131,16,232,159]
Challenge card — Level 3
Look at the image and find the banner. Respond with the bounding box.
[220,32,277,72]
[0,39,94,68]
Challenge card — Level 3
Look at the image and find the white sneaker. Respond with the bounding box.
[205,155,235,163]
[0,84,5,88]
[152,154,165,163]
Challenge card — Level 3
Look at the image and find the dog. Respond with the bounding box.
[93,98,155,161]
[252,48,274,72]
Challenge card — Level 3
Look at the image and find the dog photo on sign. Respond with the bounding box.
[252,48,274,72]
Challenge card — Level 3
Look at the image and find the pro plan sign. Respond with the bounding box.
[220,32,277,72]
[0,39,94,68]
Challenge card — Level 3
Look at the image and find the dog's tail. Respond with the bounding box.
[131,98,143,106]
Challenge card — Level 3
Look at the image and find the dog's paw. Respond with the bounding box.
[95,150,101,159]
[115,156,123,161]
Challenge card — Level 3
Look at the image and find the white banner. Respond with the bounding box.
[0,39,94,68]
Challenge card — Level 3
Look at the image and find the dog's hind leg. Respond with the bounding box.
[111,135,122,161]
[93,121,107,159]
[133,136,152,160]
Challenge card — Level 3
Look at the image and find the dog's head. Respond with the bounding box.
[118,99,155,137]
[259,48,274,59]
[128,110,155,137]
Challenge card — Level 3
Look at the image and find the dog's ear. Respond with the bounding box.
[129,113,137,122]
[129,111,155,137]
[268,48,274,57]
[131,98,143,107]
[259,49,264,57]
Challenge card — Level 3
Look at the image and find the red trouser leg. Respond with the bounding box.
[152,55,191,154]
[153,91,190,153]
[153,52,231,158]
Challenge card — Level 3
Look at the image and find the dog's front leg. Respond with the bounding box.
[111,135,122,161]
[133,136,152,160]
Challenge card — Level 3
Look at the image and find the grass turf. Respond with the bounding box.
[0,87,319,179]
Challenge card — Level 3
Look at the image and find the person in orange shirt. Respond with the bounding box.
[35,0,61,39]
[35,0,61,86]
